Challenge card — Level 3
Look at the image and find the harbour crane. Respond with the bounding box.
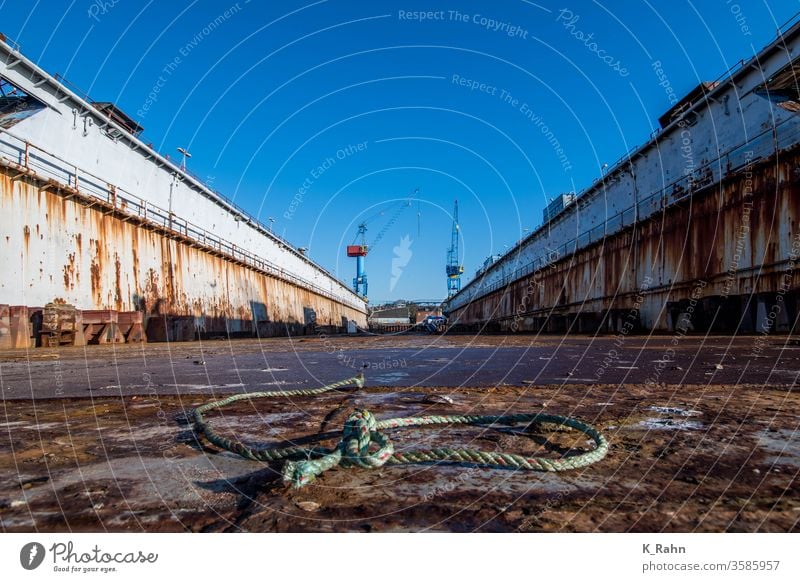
[446,199,464,297]
[347,191,417,298]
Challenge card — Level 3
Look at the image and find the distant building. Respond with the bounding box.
[369,303,413,326]
[368,300,443,325]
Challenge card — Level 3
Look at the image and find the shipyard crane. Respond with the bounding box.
[347,191,417,298]
[446,200,464,297]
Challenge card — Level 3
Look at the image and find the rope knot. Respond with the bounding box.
[341,409,376,461]
[193,374,608,490]
[282,409,395,488]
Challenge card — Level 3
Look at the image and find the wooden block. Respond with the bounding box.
[125,322,147,343]
[9,306,31,348]
[0,305,11,350]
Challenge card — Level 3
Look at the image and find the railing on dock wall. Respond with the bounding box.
[0,128,365,312]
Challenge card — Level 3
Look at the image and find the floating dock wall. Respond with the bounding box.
[445,21,800,334]
[0,38,366,342]
[0,165,367,341]
[447,147,800,333]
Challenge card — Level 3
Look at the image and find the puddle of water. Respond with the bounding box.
[214,411,306,428]
[163,383,244,391]
[648,406,701,417]
[756,429,800,468]
[554,377,597,382]
[634,405,704,431]
[373,372,410,385]
[19,422,63,431]
[638,418,704,431]
[107,425,175,441]
[0,421,27,428]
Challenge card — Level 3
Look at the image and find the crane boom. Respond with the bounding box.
[346,190,418,299]
[370,195,413,251]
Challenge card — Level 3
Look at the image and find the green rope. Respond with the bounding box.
[192,373,609,489]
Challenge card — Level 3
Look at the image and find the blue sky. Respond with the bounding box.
[1,0,796,301]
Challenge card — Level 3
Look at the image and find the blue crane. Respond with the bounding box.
[347,191,417,299]
[446,200,464,297]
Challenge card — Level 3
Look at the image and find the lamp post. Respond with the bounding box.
[171,148,191,232]
[177,147,191,171]
[169,173,177,230]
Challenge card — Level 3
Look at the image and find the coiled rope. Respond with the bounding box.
[192,374,609,488]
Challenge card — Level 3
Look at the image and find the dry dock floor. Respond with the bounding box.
[0,334,798,532]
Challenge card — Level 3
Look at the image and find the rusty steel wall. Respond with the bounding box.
[447,23,800,316]
[0,168,367,338]
[0,38,365,318]
[448,148,800,333]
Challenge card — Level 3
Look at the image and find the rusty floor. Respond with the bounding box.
[0,334,798,532]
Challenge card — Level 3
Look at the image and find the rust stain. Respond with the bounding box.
[90,239,103,306]
[114,252,122,311]
[131,231,140,297]
[144,267,160,314]
[63,252,77,291]
[160,238,177,312]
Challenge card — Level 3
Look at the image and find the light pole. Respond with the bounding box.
[169,174,176,230]
[268,217,275,233]
[177,147,191,171]
[172,148,190,233]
